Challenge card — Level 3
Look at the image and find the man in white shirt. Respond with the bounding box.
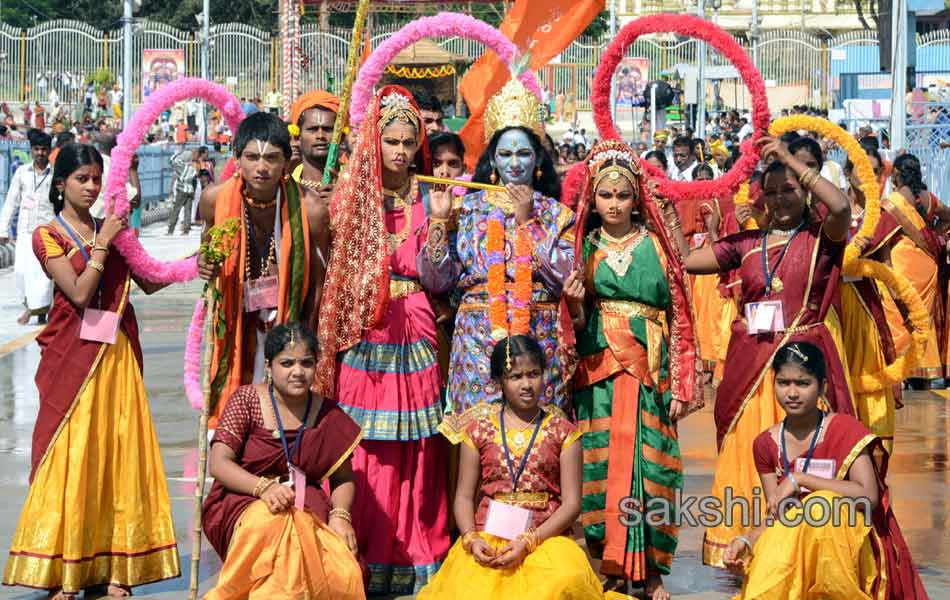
[0,129,54,324]
[737,117,754,142]
[669,136,697,182]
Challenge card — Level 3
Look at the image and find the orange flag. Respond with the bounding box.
[459,0,605,170]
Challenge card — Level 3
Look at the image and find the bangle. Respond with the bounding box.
[735,535,754,556]
[785,472,800,493]
[516,528,540,553]
[429,216,451,225]
[86,260,105,273]
[92,245,109,254]
[798,168,821,190]
[253,476,276,498]
[461,529,480,553]
[328,507,352,524]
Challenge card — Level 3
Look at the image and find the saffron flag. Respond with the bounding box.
[459,0,605,170]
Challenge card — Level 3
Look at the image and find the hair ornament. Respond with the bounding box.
[787,344,808,363]
[377,91,420,132]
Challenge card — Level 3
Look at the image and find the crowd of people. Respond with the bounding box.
[0,68,940,600]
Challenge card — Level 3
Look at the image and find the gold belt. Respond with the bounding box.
[390,279,423,299]
[597,299,664,323]
[493,491,550,508]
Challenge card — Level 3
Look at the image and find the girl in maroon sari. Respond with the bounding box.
[680,136,855,566]
[202,323,364,599]
[723,342,928,599]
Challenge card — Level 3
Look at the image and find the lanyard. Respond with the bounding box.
[32,167,50,193]
[761,224,803,295]
[56,214,98,263]
[499,405,544,493]
[269,383,313,471]
[780,410,824,477]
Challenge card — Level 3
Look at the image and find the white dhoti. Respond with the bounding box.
[15,232,52,311]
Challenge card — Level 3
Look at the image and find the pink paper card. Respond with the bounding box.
[483,499,532,540]
[21,193,37,210]
[745,300,786,334]
[290,464,306,511]
[80,309,120,344]
[244,275,279,313]
[794,458,836,493]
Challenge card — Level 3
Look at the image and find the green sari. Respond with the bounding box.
[574,227,683,583]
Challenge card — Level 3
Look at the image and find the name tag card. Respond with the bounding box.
[244,275,279,313]
[484,499,532,540]
[289,464,307,511]
[80,309,120,344]
[745,300,786,334]
[793,458,836,493]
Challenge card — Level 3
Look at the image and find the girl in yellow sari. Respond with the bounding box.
[880,153,942,386]
[420,335,608,599]
[723,342,928,600]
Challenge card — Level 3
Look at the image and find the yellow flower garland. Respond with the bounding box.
[768,116,927,391]
[733,181,758,230]
[384,64,456,79]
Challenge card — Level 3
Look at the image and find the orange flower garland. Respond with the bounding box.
[769,115,926,391]
[486,202,535,340]
[511,226,533,335]
[486,216,507,340]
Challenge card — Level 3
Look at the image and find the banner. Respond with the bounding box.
[458,0,605,169]
[142,49,185,99]
[615,57,650,109]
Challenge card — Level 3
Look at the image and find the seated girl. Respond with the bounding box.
[420,335,611,599]
[201,323,365,599]
[723,341,928,600]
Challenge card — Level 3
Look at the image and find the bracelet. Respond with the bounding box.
[252,476,276,498]
[461,529,480,553]
[516,528,540,553]
[785,472,800,493]
[798,168,821,190]
[92,245,109,254]
[328,507,352,524]
[86,260,105,273]
[734,535,754,555]
[429,216,451,225]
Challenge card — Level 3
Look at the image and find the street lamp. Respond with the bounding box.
[196,0,210,144]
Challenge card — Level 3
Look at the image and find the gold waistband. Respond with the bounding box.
[596,299,664,322]
[493,491,550,508]
[390,279,423,299]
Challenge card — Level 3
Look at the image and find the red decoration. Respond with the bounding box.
[591,14,771,203]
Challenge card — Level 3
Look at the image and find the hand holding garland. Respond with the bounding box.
[563,270,586,331]
[508,184,535,226]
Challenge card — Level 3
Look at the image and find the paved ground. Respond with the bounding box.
[0,222,948,599]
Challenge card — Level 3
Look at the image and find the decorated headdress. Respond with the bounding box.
[316,84,431,397]
[571,139,703,414]
[483,78,545,143]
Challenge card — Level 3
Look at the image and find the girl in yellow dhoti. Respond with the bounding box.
[4,144,180,598]
[722,342,928,600]
[202,323,364,600]
[881,154,943,385]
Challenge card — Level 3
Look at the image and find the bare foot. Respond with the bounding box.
[645,572,670,600]
[16,310,30,325]
[46,591,76,600]
[602,575,626,593]
[107,584,132,597]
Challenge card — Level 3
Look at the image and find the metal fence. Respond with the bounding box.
[1,19,948,112]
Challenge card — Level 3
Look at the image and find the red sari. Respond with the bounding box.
[747,414,928,599]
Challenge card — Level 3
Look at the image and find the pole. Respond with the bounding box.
[751,0,759,70]
[201,0,209,145]
[609,0,618,139]
[696,0,707,137]
[889,0,906,150]
[650,84,657,142]
[122,0,132,129]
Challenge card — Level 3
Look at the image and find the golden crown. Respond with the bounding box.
[483,78,544,143]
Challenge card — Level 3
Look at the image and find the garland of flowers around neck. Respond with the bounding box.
[770,115,928,391]
[590,14,770,203]
[486,202,534,340]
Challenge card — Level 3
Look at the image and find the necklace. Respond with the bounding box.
[769,227,799,238]
[244,204,277,281]
[505,407,543,452]
[243,186,277,210]
[588,226,646,278]
[385,176,418,254]
[299,177,322,193]
[60,213,97,247]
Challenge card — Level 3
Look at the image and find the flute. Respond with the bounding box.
[416,175,506,194]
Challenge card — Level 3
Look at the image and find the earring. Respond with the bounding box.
[265,371,272,384]
[232,170,240,179]
[535,167,542,180]
[490,170,497,184]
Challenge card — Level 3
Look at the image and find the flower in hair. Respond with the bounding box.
[287,123,300,138]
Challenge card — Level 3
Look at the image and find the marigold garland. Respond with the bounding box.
[487,215,507,339]
[769,115,925,391]
[384,64,456,79]
[591,14,770,203]
[733,182,758,230]
[486,209,534,340]
[512,226,533,335]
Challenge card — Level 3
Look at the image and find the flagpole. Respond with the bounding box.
[323,0,372,184]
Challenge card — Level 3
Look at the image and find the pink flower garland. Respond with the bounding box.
[591,14,770,203]
[350,12,542,128]
[105,77,245,284]
[184,298,207,409]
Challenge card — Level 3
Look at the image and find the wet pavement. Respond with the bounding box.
[0,223,948,599]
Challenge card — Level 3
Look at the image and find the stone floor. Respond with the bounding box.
[0,223,948,599]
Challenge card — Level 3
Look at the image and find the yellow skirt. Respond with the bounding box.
[712,296,738,385]
[841,283,895,454]
[3,331,179,593]
[882,238,942,378]
[734,491,877,600]
[693,273,728,368]
[704,311,851,566]
[204,501,365,600]
[417,533,605,600]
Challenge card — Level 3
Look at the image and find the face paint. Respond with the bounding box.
[255,140,271,156]
[493,129,537,186]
